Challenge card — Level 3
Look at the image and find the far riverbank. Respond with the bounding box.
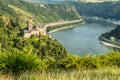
[48,16,119,34]
[84,16,120,49]
[83,16,120,25]
[99,36,120,49]
[47,19,84,33]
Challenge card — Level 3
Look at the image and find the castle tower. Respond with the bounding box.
[27,19,33,30]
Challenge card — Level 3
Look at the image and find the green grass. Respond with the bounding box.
[0,67,120,80]
[18,68,120,80]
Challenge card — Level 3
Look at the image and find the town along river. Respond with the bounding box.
[51,18,116,56]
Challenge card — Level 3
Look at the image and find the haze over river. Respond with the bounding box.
[51,18,116,56]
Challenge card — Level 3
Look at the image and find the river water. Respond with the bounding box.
[51,18,116,56]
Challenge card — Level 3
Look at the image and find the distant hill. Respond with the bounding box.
[0,0,80,27]
[70,1,120,20]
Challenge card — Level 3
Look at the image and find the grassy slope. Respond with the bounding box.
[0,0,80,27]
[1,67,120,80]
[19,68,120,80]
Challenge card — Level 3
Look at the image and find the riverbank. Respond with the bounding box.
[85,16,120,49]
[48,17,119,34]
[100,40,120,49]
[48,20,84,33]
[106,20,120,25]
[83,16,120,25]
[99,24,120,49]
[99,34,120,49]
[49,25,74,33]
[45,19,83,27]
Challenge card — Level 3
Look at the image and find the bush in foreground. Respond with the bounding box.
[0,49,120,75]
[0,50,46,74]
[57,51,120,70]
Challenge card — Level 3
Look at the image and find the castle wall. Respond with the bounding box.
[23,20,46,38]
[24,33,31,38]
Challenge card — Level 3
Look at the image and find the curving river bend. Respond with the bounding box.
[51,18,116,56]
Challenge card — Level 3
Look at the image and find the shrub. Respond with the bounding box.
[107,50,120,67]
[57,55,81,70]
[0,50,46,74]
[57,51,120,70]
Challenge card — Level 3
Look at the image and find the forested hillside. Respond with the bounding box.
[71,1,120,20]
[101,25,120,40]
[0,0,69,73]
[0,0,80,27]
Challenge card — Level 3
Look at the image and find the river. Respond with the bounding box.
[51,18,116,56]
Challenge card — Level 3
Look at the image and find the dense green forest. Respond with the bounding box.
[0,14,69,74]
[0,17,67,59]
[70,1,120,20]
[101,25,120,40]
[0,0,69,74]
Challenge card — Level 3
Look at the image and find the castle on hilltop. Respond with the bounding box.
[23,20,46,38]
